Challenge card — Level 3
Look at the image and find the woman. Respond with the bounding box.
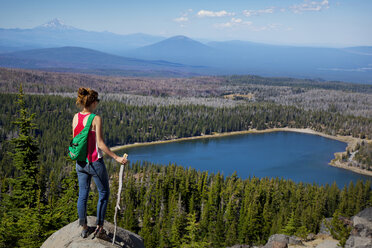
[72,87,127,238]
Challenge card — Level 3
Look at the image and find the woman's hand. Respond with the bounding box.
[115,153,128,165]
[115,156,128,165]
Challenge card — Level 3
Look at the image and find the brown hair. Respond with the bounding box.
[76,87,99,108]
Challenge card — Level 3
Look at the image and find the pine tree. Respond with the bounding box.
[0,85,45,248]
[294,225,310,239]
[181,212,210,248]
[52,158,79,227]
[169,192,186,248]
[0,208,19,247]
[328,210,352,248]
[8,84,40,208]
[280,210,299,236]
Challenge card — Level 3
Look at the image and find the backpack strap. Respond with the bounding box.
[83,113,96,132]
[82,113,96,163]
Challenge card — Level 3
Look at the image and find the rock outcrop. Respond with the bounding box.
[229,207,372,248]
[41,216,145,248]
[318,218,332,235]
[263,234,289,248]
[345,207,372,248]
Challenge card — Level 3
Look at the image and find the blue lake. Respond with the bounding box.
[119,131,372,188]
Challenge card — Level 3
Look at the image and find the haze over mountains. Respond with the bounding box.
[0,46,207,77]
[1,19,372,83]
[0,18,165,54]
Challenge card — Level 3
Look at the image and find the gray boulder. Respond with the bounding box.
[263,234,289,248]
[315,240,340,248]
[354,207,372,222]
[345,207,372,248]
[288,235,303,246]
[345,236,372,248]
[41,216,145,248]
[318,218,332,235]
[305,233,316,241]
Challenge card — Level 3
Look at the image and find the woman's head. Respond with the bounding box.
[76,87,99,110]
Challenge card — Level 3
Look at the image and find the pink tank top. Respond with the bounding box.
[73,112,102,163]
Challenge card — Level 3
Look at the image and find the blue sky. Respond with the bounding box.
[0,0,371,47]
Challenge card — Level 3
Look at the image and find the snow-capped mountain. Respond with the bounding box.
[36,18,76,30]
[0,18,165,53]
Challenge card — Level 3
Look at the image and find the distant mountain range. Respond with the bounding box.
[0,46,207,77]
[125,36,372,83]
[0,18,165,54]
[1,19,372,83]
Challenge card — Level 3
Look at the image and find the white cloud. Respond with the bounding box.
[249,23,281,31]
[214,18,282,31]
[243,7,275,17]
[290,0,329,13]
[197,10,235,17]
[233,18,242,23]
[215,18,252,28]
[174,16,188,22]
[173,9,193,23]
[185,0,330,30]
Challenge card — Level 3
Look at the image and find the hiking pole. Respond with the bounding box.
[112,153,128,245]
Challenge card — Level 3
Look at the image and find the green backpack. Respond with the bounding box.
[68,113,96,162]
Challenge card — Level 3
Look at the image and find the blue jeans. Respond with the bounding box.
[75,158,110,226]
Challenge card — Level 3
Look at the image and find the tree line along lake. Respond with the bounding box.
[117,131,372,189]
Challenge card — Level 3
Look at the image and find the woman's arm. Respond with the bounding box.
[95,115,128,164]
[72,113,77,137]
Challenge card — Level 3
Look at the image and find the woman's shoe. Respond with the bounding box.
[95,227,111,242]
[81,227,89,238]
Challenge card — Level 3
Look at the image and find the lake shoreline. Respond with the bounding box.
[110,127,372,177]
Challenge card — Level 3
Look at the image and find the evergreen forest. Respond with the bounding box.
[0,88,371,248]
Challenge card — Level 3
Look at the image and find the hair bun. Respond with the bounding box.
[78,87,89,96]
[76,87,99,109]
